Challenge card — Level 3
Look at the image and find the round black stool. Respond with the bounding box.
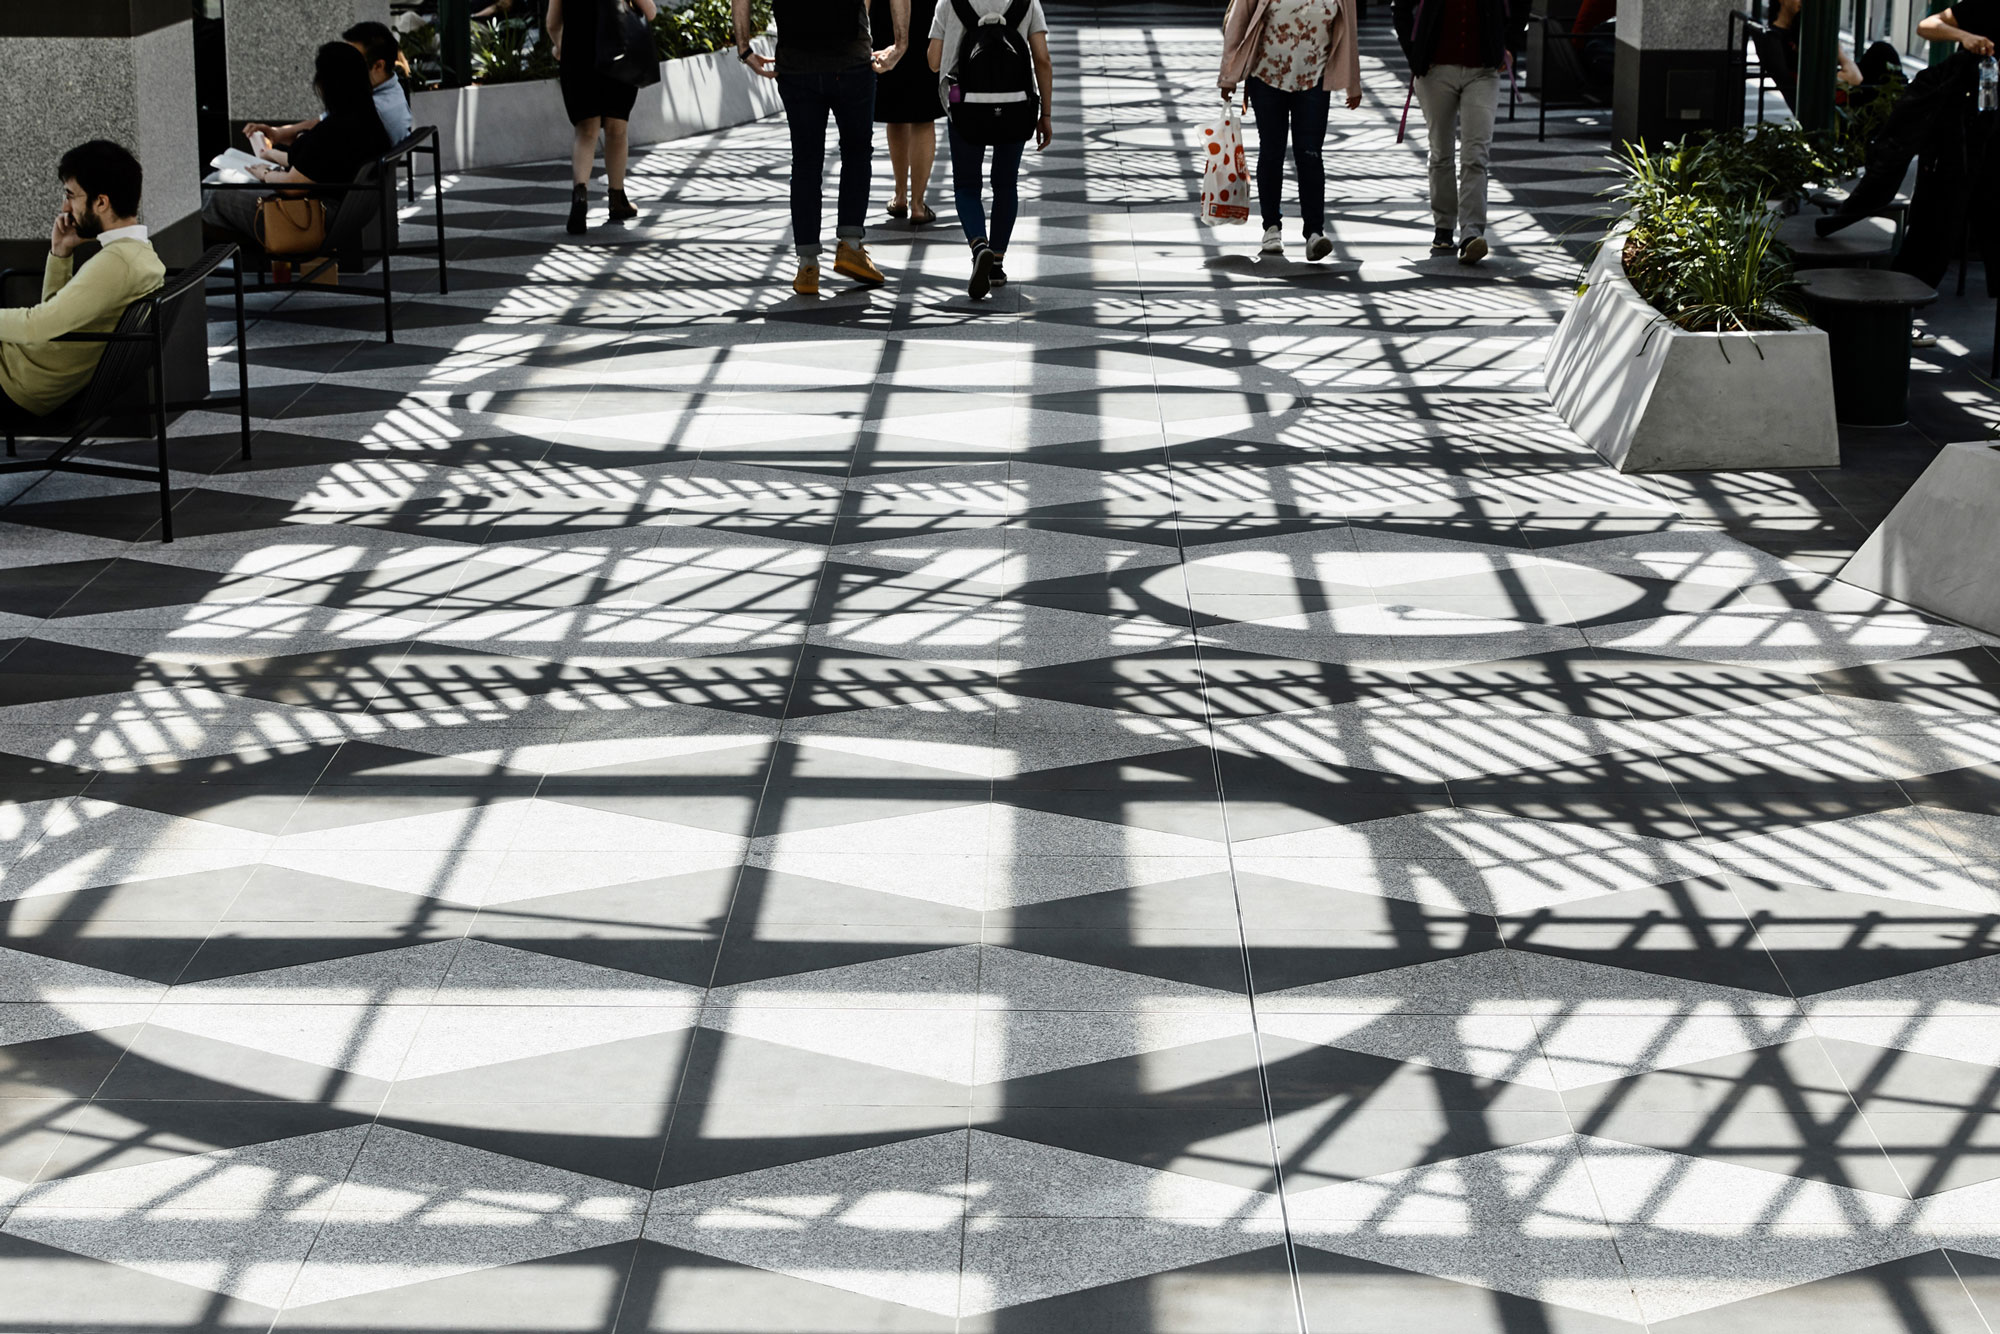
[1777,213,1897,270]
[1794,267,1939,427]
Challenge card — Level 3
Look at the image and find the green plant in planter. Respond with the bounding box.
[1603,138,1805,341]
[1623,197,1803,337]
[1834,76,1908,177]
[397,14,441,87]
[652,0,773,59]
[471,16,558,84]
[1725,120,1844,207]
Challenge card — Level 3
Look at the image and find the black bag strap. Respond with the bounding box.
[1002,0,1031,31]
[950,0,982,43]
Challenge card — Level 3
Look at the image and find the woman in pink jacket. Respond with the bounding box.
[1219,0,1363,260]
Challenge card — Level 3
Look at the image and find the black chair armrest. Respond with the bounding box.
[48,330,153,344]
[0,267,44,301]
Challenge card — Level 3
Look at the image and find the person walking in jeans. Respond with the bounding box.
[737,0,910,294]
[1218,0,1363,262]
[1392,0,1526,265]
[929,0,1054,299]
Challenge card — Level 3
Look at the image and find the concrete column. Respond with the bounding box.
[0,2,202,272]
[225,0,391,126]
[1612,0,1743,145]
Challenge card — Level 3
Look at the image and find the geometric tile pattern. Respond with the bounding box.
[4,7,2000,1331]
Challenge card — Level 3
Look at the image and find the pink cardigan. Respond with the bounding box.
[1218,0,1362,96]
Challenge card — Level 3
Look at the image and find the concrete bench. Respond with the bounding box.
[1794,267,1939,427]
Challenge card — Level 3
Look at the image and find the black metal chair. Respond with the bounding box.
[1523,11,1612,141]
[1733,11,1788,123]
[204,130,449,342]
[1,278,203,542]
[164,244,253,460]
[392,125,451,297]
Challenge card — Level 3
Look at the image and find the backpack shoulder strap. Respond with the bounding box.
[1003,0,1032,30]
[950,0,982,35]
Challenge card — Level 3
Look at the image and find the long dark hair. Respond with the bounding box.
[313,40,379,120]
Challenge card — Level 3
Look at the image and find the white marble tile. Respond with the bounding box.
[1284,1136,1646,1325]
[1233,808,1715,913]
[1805,955,2000,1066]
[809,603,1194,673]
[646,1131,969,1316]
[1587,609,1995,673]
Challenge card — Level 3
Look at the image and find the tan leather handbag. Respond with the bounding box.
[253,196,327,255]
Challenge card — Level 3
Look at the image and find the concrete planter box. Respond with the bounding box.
[1840,442,2000,635]
[411,44,779,172]
[1545,230,1840,472]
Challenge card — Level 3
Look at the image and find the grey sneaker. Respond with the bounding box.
[1260,225,1284,256]
[1458,235,1489,265]
[1306,232,1333,261]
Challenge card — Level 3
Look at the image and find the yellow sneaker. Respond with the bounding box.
[833,241,885,286]
[793,263,820,296]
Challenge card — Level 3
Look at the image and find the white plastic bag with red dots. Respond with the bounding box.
[1198,103,1250,225]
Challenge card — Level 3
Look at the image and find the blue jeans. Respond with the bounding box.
[1245,77,1331,236]
[778,67,876,260]
[948,122,1026,252]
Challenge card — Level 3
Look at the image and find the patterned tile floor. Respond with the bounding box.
[5,6,2000,1332]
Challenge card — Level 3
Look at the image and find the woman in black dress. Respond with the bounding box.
[873,0,944,223]
[549,0,658,234]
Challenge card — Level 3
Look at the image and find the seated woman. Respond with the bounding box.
[1764,0,1904,110]
[201,41,390,253]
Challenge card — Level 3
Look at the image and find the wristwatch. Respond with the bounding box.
[738,45,754,62]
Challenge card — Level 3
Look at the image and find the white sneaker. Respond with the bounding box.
[1305,232,1332,261]
[1260,225,1283,256]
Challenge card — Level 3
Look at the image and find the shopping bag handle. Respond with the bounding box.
[1397,80,1414,143]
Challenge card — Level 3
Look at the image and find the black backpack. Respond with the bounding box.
[946,0,1039,145]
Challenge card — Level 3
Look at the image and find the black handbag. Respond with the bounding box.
[597,0,661,88]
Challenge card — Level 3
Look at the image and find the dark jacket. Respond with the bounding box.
[1392,0,1529,78]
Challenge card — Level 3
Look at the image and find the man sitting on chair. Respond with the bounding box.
[0,141,166,419]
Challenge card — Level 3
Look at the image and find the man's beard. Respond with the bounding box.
[72,209,103,239]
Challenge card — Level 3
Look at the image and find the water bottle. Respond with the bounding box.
[1981,55,1998,111]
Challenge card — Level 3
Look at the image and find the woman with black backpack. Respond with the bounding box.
[929,0,1054,299]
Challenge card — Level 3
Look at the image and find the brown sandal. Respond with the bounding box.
[911,203,937,226]
[886,201,909,220]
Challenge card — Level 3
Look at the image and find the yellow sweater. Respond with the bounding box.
[0,239,166,417]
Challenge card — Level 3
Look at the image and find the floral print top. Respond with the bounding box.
[1251,0,1341,91]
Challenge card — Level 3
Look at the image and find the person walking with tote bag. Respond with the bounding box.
[1392,0,1527,265]
[549,0,660,235]
[1218,0,1363,262]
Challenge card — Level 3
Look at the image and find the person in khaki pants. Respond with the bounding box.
[1391,0,1526,265]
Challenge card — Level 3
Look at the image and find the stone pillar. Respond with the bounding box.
[0,3,202,272]
[225,0,391,127]
[1612,0,1743,145]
